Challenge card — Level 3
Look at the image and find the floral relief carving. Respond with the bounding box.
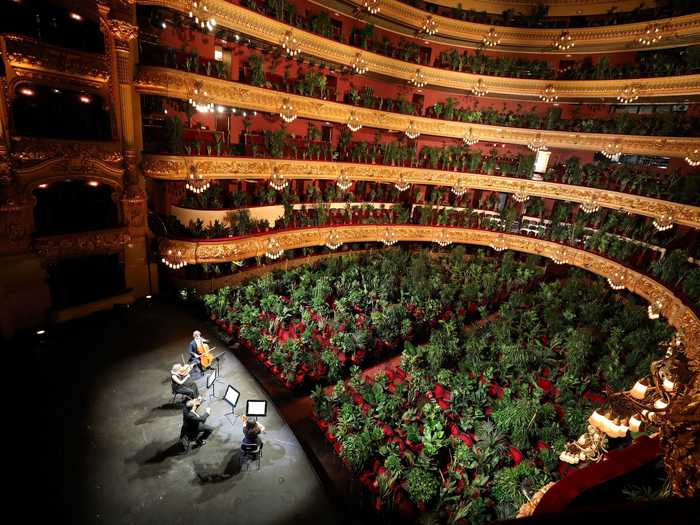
[142,155,700,228]
[135,67,700,157]
[34,228,131,258]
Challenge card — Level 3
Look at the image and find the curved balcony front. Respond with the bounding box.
[135,67,700,158]
[136,1,700,100]
[157,224,700,359]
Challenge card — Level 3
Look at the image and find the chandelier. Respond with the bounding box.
[346,111,362,132]
[638,24,662,46]
[394,173,411,192]
[553,31,574,51]
[600,140,622,160]
[490,234,507,252]
[325,229,342,250]
[435,229,452,247]
[652,211,674,232]
[512,187,529,203]
[462,128,479,146]
[269,167,288,191]
[162,248,187,269]
[684,148,700,166]
[527,134,547,152]
[352,53,368,74]
[580,195,600,214]
[540,84,558,103]
[188,1,216,31]
[471,78,488,97]
[451,180,468,196]
[281,30,300,57]
[188,81,214,113]
[561,335,688,465]
[279,99,297,123]
[336,170,353,191]
[363,0,380,15]
[404,121,420,139]
[185,164,210,193]
[421,16,438,36]
[607,269,627,290]
[647,299,663,320]
[381,228,398,246]
[550,246,569,265]
[265,237,284,259]
[617,85,639,104]
[409,68,426,88]
[482,28,501,47]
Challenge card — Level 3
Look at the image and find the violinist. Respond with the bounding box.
[171,363,199,399]
[182,396,214,446]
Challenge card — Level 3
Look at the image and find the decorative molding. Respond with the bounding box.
[135,67,700,158]
[11,139,125,197]
[337,0,700,53]
[1,35,110,84]
[33,227,131,259]
[158,225,700,361]
[141,155,700,229]
[136,1,700,99]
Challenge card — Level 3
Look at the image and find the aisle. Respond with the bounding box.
[24,299,340,525]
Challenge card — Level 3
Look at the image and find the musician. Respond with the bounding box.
[188,330,207,372]
[241,415,265,450]
[181,396,214,446]
[170,363,199,399]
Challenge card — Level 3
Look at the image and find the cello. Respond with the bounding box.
[196,339,216,369]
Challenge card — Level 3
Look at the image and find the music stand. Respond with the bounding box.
[246,400,267,418]
[223,385,241,425]
[206,368,220,399]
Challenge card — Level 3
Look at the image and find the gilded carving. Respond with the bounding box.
[34,228,132,258]
[136,68,700,158]
[135,2,700,99]
[142,155,700,229]
[158,226,700,362]
[2,35,110,83]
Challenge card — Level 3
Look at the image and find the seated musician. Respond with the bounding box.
[241,415,265,451]
[170,363,199,399]
[181,396,214,446]
[188,330,207,372]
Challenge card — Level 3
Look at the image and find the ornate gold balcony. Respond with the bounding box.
[142,154,700,229]
[136,67,700,158]
[332,0,700,53]
[1,35,110,88]
[33,227,132,259]
[11,139,124,198]
[158,225,700,359]
[136,1,700,100]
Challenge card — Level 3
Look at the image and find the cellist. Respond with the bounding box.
[188,330,213,372]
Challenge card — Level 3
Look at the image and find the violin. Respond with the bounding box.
[177,363,194,377]
[196,338,216,369]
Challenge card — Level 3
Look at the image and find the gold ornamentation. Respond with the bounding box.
[141,155,700,229]
[34,228,131,258]
[135,68,700,157]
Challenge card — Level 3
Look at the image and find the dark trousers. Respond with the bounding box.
[174,383,198,399]
[195,424,214,443]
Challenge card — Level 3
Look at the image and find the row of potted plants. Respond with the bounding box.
[311,269,672,522]
[201,249,544,389]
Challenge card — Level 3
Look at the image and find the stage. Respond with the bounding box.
[22,299,340,525]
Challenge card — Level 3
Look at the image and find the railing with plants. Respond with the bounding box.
[146,124,700,205]
[138,43,700,141]
[160,197,700,307]
[399,0,700,29]
[310,263,673,522]
[141,7,700,84]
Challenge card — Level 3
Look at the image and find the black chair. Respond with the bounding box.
[240,442,262,471]
[179,427,194,454]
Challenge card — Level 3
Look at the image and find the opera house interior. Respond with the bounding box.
[1,0,698,523]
